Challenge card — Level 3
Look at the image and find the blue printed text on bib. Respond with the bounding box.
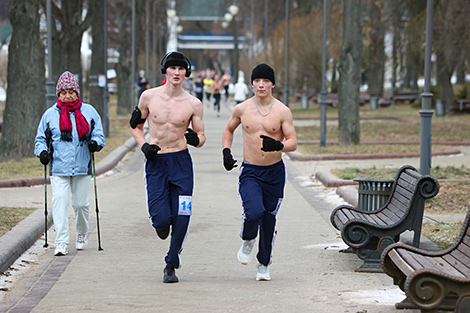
[178,195,192,216]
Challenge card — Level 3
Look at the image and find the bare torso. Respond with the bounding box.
[135,85,204,153]
[237,98,289,165]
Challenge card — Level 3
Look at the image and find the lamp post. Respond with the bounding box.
[166,8,178,52]
[419,0,435,175]
[224,5,239,84]
[131,0,136,111]
[284,0,290,107]
[45,0,55,108]
[319,0,327,146]
[103,0,109,137]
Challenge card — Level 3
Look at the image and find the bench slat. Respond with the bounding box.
[388,249,415,276]
[442,254,470,276]
[397,249,465,279]
[383,203,406,222]
[424,256,467,279]
[379,208,402,223]
[375,211,395,225]
[389,198,409,215]
[403,169,421,180]
[398,249,426,271]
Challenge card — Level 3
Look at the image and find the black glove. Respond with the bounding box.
[88,140,100,152]
[260,135,284,152]
[185,128,200,147]
[39,150,50,165]
[141,142,161,161]
[223,148,237,171]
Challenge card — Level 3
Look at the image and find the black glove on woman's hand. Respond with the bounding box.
[88,140,100,152]
[141,142,161,161]
[39,150,50,165]
[260,135,284,152]
[223,148,237,171]
[185,128,200,147]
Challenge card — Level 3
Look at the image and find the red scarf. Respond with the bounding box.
[57,98,90,141]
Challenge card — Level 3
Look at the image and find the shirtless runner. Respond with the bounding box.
[130,51,205,284]
[222,63,297,281]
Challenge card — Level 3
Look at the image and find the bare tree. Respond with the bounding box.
[368,0,385,98]
[89,0,105,117]
[44,0,92,87]
[0,0,45,161]
[337,0,362,145]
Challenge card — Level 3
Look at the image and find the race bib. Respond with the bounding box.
[178,195,192,216]
[270,198,283,215]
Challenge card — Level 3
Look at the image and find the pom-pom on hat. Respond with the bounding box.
[251,63,275,85]
[56,71,80,97]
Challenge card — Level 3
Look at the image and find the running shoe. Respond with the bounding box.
[76,233,88,250]
[237,239,255,265]
[163,265,179,283]
[256,263,271,281]
[54,242,68,256]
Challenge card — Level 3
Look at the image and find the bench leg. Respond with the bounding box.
[354,249,383,273]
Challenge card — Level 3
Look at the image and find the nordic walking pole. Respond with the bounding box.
[43,164,49,248]
[91,152,104,251]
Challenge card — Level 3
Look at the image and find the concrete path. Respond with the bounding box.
[1,100,429,312]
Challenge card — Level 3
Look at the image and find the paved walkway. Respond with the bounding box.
[3,100,469,312]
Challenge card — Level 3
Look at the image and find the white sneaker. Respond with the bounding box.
[54,243,68,256]
[237,239,255,265]
[76,233,88,250]
[256,263,271,281]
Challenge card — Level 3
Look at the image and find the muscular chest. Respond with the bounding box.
[241,113,281,136]
[148,103,192,127]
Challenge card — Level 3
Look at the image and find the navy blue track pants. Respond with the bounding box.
[238,160,285,266]
[144,149,193,269]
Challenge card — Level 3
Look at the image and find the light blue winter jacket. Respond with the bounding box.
[34,103,105,176]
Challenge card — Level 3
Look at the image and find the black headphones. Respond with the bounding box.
[160,51,192,77]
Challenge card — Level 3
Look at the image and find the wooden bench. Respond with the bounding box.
[381,208,470,312]
[457,99,470,111]
[330,165,439,272]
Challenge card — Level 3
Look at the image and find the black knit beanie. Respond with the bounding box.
[161,51,191,76]
[251,63,275,85]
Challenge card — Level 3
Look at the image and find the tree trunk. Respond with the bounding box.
[116,0,132,116]
[0,0,45,161]
[89,0,105,117]
[49,0,91,89]
[368,0,384,97]
[338,0,362,146]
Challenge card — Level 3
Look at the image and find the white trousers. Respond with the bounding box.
[51,175,91,244]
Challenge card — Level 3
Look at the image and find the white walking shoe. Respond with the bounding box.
[76,233,88,250]
[256,263,271,281]
[54,243,68,256]
[237,239,255,265]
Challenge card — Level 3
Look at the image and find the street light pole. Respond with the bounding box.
[131,0,136,111]
[419,0,434,175]
[320,0,327,147]
[283,0,290,107]
[103,0,109,137]
[45,0,55,108]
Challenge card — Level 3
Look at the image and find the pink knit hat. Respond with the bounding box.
[56,71,80,96]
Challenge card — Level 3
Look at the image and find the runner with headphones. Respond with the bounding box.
[130,51,206,284]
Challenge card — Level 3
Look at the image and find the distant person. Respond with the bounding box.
[222,63,297,281]
[221,70,232,100]
[194,75,204,102]
[137,69,149,102]
[34,71,105,256]
[233,75,249,105]
[203,71,213,107]
[130,51,205,284]
[183,76,194,94]
[211,74,224,117]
